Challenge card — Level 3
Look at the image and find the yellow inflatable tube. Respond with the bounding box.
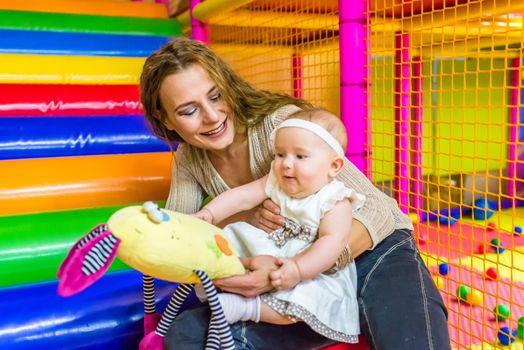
[0,0,168,18]
[0,152,173,216]
[0,54,145,84]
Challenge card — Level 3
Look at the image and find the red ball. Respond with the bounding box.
[477,244,486,254]
[487,222,496,231]
[485,267,499,280]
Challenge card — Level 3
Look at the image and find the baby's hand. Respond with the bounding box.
[192,208,214,224]
[269,258,301,291]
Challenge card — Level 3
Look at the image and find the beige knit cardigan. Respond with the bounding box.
[166,105,413,248]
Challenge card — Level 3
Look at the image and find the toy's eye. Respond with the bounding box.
[148,209,164,223]
[142,201,158,213]
[143,201,170,223]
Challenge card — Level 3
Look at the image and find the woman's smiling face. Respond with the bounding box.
[159,64,235,151]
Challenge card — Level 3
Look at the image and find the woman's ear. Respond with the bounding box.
[328,156,345,177]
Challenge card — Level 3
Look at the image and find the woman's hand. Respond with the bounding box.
[213,255,279,298]
[250,199,285,233]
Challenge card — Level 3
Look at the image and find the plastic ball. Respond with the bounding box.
[408,213,419,224]
[465,289,483,306]
[477,244,487,254]
[433,276,444,290]
[494,304,510,321]
[438,263,450,276]
[473,198,496,220]
[487,222,496,231]
[439,215,457,225]
[497,326,516,346]
[417,232,426,246]
[515,226,523,235]
[485,267,499,280]
[456,285,471,301]
[490,238,505,254]
[518,316,524,340]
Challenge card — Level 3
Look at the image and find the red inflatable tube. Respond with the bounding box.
[0,84,142,116]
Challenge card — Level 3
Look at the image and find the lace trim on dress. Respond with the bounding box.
[267,217,316,248]
[261,294,359,343]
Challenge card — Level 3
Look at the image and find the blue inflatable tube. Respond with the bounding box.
[0,29,170,57]
[0,116,170,160]
[0,270,198,350]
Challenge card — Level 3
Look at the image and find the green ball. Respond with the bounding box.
[494,304,510,321]
[456,285,471,301]
[518,316,524,339]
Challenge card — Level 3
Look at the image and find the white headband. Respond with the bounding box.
[272,118,344,156]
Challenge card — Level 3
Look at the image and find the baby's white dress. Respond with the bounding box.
[223,170,365,343]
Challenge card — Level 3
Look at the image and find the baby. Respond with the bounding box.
[194,108,365,343]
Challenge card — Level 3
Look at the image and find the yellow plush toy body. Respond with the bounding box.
[108,205,244,283]
[57,201,244,350]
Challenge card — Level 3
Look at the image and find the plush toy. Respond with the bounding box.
[57,201,245,350]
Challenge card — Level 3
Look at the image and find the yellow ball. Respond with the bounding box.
[433,276,445,290]
[408,213,420,224]
[466,289,483,306]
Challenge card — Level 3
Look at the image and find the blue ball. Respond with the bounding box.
[439,216,457,225]
[497,326,516,345]
[490,238,506,254]
[473,198,496,220]
[438,263,450,276]
[515,226,523,235]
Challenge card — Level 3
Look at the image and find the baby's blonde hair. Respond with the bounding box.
[284,108,348,152]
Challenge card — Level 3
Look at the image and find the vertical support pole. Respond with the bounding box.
[339,0,370,176]
[411,56,424,219]
[394,32,411,214]
[190,0,209,44]
[508,57,521,207]
[292,53,303,99]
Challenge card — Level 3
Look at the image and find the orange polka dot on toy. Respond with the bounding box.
[214,234,233,256]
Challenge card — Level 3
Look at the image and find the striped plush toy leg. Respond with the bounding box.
[155,283,194,335]
[143,275,161,335]
[139,283,194,350]
[194,270,235,350]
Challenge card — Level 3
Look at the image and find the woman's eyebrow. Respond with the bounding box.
[175,101,193,111]
[175,86,218,111]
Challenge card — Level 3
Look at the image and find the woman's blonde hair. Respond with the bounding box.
[140,37,311,143]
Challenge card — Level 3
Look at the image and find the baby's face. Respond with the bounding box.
[272,127,338,198]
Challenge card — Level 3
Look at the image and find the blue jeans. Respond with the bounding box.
[164,229,451,350]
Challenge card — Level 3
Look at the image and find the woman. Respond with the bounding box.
[140,37,451,350]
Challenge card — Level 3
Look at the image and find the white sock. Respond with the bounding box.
[194,284,208,302]
[218,293,261,324]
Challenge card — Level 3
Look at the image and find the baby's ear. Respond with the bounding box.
[57,226,120,297]
[329,156,345,177]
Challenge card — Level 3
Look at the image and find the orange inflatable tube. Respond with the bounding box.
[0,152,173,216]
[0,0,168,18]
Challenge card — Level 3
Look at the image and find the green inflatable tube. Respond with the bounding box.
[0,203,167,287]
[0,10,182,36]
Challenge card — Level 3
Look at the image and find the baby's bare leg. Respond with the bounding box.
[260,302,295,325]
